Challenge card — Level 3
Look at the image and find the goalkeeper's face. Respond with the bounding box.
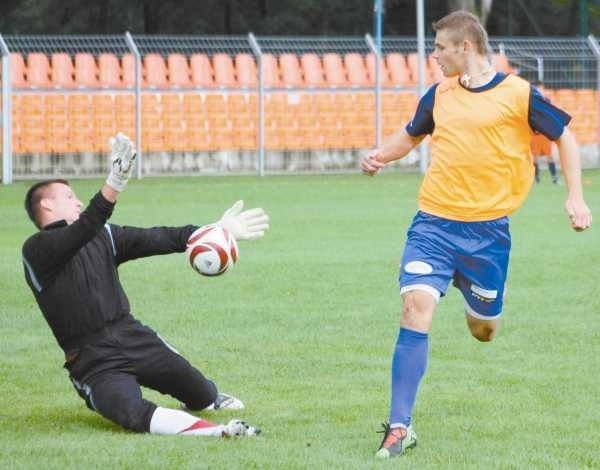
[42,183,84,225]
[432,30,465,77]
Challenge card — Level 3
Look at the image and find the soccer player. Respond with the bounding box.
[22,133,269,437]
[361,11,592,458]
[531,131,560,184]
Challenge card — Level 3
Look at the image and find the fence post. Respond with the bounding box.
[365,34,381,149]
[587,35,600,165]
[416,0,428,173]
[125,31,142,179]
[0,34,12,184]
[248,33,264,176]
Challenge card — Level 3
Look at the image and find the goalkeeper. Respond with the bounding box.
[22,133,269,437]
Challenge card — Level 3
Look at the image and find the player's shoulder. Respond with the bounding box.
[435,76,460,94]
[500,73,530,92]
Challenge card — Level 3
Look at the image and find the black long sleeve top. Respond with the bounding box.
[22,191,196,352]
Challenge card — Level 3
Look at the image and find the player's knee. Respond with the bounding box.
[469,323,497,342]
[181,380,218,411]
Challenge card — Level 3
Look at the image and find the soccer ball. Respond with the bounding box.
[186,225,238,276]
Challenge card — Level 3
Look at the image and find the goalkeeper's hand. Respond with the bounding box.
[106,132,137,192]
[218,200,269,241]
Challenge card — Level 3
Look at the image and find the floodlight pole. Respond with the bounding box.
[416,0,428,174]
[0,34,12,184]
[587,34,600,165]
[125,32,142,179]
[248,33,264,176]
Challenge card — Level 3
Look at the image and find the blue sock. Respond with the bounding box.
[389,327,429,427]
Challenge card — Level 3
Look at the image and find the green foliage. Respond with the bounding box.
[1,173,599,468]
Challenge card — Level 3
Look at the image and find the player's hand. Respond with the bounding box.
[361,149,386,176]
[106,132,137,192]
[565,196,592,232]
[218,200,270,241]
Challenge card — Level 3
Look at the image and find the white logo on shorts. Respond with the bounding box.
[404,261,433,274]
[470,284,498,302]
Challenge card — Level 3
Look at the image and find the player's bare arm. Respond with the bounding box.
[361,129,424,176]
[555,127,593,231]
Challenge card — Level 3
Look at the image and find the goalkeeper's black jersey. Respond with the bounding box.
[22,191,197,353]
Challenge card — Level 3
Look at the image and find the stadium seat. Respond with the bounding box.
[322,53,347,88]
[261,53,281,88]
[406,52,432,84]
[344,53,369,87]
[144,53,168,88]
[428,55,444,83]
[492,53,515,74]
[122,53,140,88]
[27,53,51,88]
[301,53,326,88]
[279,53,303,88]
[366,53,392,87]
[386,53,411,86]
[190,53,214,88]
[10,53,27,88]
[98,53,122,88]
[235,53,257,88]
[74,53,98,88]
[167,54,192,88]
[51,53,76,88]
[213,53,237,88]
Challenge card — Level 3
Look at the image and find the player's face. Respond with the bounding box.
[44,183,84,225]
[432,30,464,77]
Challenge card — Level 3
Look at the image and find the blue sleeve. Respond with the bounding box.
[405,84,437,136]
[529,86,571,140]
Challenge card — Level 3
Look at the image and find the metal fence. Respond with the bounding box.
[1,34,599,183]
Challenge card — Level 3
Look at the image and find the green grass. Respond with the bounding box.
[1,172,599,469]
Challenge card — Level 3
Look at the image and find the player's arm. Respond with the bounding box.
[22,133,137,285]
[361,84,436,176]
[110,201,269,264]
[361,129,424,175]
[555,127,592,231]
[529,87,592,231]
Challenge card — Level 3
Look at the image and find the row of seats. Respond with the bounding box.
[8,51,516,90]
[8,89,598,153]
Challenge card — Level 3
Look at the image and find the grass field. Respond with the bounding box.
[1,172,599,469]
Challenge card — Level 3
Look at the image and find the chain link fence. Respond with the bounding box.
[1,34,598,182]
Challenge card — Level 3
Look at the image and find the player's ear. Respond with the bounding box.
[39,197,53,213]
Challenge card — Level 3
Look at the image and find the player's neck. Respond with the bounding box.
[460,57,495,88]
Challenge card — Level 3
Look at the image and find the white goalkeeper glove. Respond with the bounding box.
[217,200,269,241]
[106,132,137,192]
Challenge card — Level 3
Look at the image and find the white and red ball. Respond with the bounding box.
[186,225,238,277]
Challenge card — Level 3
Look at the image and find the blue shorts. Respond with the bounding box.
[399,211,511,319]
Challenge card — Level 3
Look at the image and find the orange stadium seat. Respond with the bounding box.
[51,53,75,88]
[27,53,51,88]
[386,53,411,86]
[344,53,369,87]
[144,53,168,88]
[279,53,303,88]
[190,53,214,88]
[366,53,392,87]
[10,53,27,88]
[121,53,140,88]
[98,53,122,88]
[74,53,98,88]
[261,53,281,88]
[213,53,237,88]
[406,52,432,84]
[167,54,191,88]
[235,53,257,88]
[301,53,326,88]
[322,53,347,88]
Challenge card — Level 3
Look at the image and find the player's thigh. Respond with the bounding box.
[135,339,217,410]
[86,372,156,432]
[399,211,457,301]
[453,217,510,321]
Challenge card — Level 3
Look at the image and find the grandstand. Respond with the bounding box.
[1,34,599,182]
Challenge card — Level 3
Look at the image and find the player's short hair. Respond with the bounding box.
[25,179,70,229]
[432,11,489,55]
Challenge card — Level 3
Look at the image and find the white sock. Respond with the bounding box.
[149,406,225,436]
